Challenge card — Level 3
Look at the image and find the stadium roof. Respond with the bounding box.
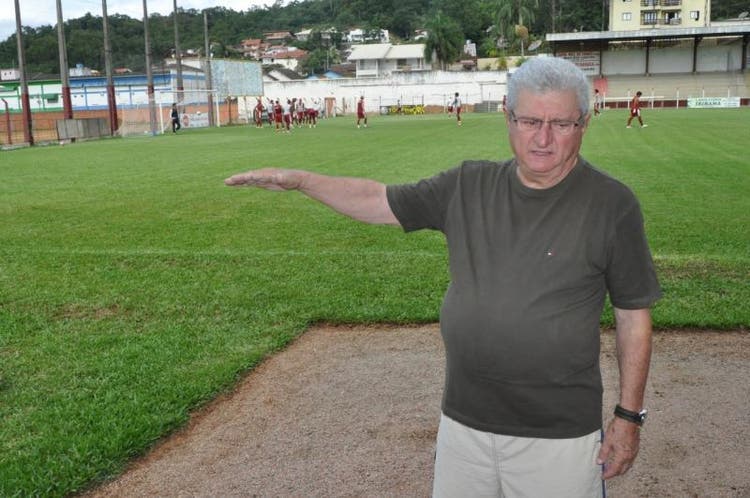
[547,24,750,43]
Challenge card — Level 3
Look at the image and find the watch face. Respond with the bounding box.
[638,410,648,423]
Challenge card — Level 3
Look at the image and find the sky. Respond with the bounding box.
[1,0,284,41]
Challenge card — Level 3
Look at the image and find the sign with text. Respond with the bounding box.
[556,51,601,76]
[687,97,740,108]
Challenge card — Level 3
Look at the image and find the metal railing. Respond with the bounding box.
[640,0,681,7]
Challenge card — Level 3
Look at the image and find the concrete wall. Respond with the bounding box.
[601,38,746,75]
[261,70,508,115]
[598,71,750,102]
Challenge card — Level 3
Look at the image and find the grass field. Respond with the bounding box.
[1,109,748,496]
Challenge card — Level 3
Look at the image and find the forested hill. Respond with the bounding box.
[0,0,746,76]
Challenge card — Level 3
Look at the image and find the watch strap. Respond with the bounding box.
[614,404,647,426]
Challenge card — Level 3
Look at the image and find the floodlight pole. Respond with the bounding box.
[56,0,73,119]
[143,0,158,135]
[13,0,33,145]
[102,0,119,134]
[173,0,184,103]
[203,10,215,126]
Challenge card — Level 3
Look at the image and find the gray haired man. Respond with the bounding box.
[225,56,661,497]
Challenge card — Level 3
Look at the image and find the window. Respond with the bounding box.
[622,12,632,21]
[690,10,700,20]
[642,11,657,24]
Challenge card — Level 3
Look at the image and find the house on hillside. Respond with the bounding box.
[261,48,308,72]
[347,43,426,78]
[346,28,389,44]
[295,27,341,45]
[264,31,295,46]
[240,38,268,59]
[264,66,306,82]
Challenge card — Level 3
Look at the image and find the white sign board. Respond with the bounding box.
[687,97,741,108]
[181,112,209,128]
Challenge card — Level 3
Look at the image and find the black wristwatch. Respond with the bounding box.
[614,404,647,426]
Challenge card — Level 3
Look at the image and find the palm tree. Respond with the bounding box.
[423,11,464,70]
[494,0,538,53]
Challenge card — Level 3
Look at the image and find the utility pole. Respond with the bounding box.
[203,10,215,127]
[13,0,33,145]
[143,0,157,135]
[56,0,72,119]
[102,0,118,134]
[173,0,184,103]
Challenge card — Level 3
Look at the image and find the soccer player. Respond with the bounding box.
[593,89,602,116]
[452,92,463,126]
[171,103,181,133]
[273,99,283,131]
[283,99,293,132]
[356,96,367,128]
[296,97,306,127]
[266,99,274,127]
[254,98,264,128]
[305,106,318,128]
[626,91,647,128]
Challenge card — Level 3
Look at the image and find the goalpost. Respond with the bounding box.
[157,89,220,134]
[117,89,220,137]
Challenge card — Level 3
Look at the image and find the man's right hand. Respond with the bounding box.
[224,168,304,191]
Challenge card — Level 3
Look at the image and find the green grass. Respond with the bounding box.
[1,109,748,496]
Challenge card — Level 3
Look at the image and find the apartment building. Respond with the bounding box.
[609,0,710,31]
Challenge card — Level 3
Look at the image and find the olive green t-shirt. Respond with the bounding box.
[386,158,661,438]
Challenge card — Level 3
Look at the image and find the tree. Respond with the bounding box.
[493,0,539,54]
[434,0,492,49]
[423,11,464,70]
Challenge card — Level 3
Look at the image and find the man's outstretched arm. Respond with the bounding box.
[224,168,400,226]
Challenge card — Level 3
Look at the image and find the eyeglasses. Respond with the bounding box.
[509,110,585,135]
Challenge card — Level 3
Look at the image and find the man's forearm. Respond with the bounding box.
[224,168,400,226]
[296,171,399,225]
[613,307,653,411]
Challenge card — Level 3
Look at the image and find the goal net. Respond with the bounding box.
[117,89,220,137]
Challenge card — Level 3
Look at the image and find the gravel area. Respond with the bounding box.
[83,325,749,498]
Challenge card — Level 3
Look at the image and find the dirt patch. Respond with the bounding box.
[83,325,749,498]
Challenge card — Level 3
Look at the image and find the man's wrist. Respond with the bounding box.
[614,404,647,426]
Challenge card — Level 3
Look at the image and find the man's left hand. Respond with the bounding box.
[597,417,641,479]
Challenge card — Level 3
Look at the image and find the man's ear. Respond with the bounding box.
[581,112,592,131]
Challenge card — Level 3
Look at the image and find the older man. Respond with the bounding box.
[225,57,660,497]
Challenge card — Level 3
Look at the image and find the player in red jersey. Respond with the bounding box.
[305,107,318,128]
[626,91,647,128]
[356,96,367,128]
[254,98,264,128]
[273,99,283,131]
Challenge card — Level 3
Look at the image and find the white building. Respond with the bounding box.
[610,0,709,31]
[348,43,427,78]
[346,28,389,44]
[1,68,20,81]
[261,48,308,72]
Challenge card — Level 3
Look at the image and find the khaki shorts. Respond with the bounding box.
[433,414,605,498]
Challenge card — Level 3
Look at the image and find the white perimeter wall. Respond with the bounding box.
[261,70,508,115]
